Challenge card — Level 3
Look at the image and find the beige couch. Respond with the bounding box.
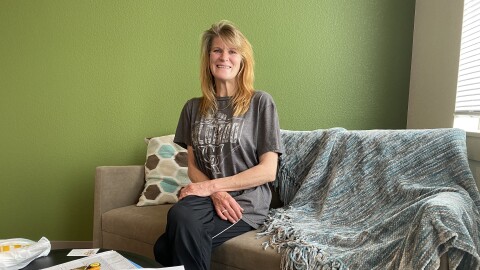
[92,165,283,270]
[92,165,449,270]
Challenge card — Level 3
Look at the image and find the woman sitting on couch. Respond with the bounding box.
[153,20,283,270]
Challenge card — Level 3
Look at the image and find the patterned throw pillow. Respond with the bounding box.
[137,135,191,206]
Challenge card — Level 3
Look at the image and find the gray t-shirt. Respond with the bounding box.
[174,91,283,228]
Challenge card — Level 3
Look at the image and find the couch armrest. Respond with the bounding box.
[92,165,145,248]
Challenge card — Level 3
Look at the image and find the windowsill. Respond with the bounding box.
[466,131,480,138]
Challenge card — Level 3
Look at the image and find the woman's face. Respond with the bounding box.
[209,37,242,85]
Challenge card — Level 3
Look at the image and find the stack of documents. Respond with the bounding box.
[41,250,184,270]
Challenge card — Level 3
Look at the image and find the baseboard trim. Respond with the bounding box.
[50,241,93,249]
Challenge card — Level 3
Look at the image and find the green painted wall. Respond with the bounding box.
[0,1,415,241]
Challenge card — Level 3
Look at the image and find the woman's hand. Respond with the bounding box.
[178,181,213,200]
[178,183,244,223]
[211,192,244,223]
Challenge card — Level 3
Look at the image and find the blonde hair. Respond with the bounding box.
[199,20,255,116]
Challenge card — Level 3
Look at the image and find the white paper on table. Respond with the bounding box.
[139,267,185,270]
[67,248,100,256]
[42,250,138,270]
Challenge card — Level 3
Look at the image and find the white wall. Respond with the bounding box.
[407,0,463,129]
[407,0,480,188]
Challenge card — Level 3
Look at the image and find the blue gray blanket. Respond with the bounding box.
[258,128,480,270]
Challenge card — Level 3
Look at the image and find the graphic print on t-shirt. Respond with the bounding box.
[192,111,244,177]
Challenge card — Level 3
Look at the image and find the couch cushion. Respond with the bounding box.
[211,230,281,270]
[102,231,157,259]
[137,135,191,206]
[103,204,282,269]
[102,204,172,245]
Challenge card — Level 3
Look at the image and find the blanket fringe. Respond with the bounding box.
[257,208,347,270]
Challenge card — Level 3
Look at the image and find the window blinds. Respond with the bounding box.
[456,0,480,114]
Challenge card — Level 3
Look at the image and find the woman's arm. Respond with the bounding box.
[179,146,243,222]
[178,146,279,223]
[178,150,278,197]
[210,151,278,192]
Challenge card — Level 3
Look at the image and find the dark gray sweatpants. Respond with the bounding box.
[153,195,253,270]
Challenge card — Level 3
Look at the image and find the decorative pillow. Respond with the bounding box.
[137,135,191,206]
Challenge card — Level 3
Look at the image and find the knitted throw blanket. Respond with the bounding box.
[258,128,480,270]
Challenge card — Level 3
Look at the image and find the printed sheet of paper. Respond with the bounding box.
[142,267,185,270]
[42,250,138,270]
[67,249,99,256]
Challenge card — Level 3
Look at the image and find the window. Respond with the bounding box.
[454,0,480,132]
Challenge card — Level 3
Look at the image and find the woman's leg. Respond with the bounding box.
[153,232,171,266]
[154,196,215,270]
[153,195,255,269]
[210,217,253,249]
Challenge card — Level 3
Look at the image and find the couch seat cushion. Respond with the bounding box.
[102,204,173,245]
[103,204,282,269]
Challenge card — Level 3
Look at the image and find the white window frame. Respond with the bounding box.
[454,0,480,133]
